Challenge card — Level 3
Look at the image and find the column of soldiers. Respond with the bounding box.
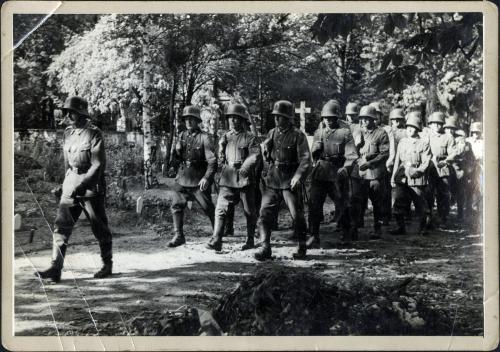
[35,96,484,282]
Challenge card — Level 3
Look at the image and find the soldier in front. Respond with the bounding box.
[390,114,431,235]
[206,103,261,251]
[256,100,311,260]
[168,105,216,247]
[352,105,390,238]
[35,96,113,283]
[307,100,357,248]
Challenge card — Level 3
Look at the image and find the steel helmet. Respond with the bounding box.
[428,111,446,124]
[358,105,378,119]
[271,100,294,119]
[182,105,202,121]
[470,121,482,133]
[321,100,342,118]
[226,103,249,121]
[369,102,382,114]
[444,117,458,129]
[62,96,89,117]
[405,114,422,131]
[389,108,405,120]
[345,102,360,115]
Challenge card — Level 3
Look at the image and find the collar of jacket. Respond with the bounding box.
[229,128,244,136]
[277,125,293,135]
[187,126,201,136]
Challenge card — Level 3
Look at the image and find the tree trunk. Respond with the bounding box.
[142,44,154,189]
[164,75,178,175]
[425,74,440,123]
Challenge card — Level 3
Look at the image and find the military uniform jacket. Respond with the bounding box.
[263,126,311,189]
[218,129,261,188]
[310,125,358,182]
[61,121,106,201]
[392,136,431,186]
[387,128,407,167]
[452,137,475,175]
[466,137,483,162]
[174,127,217,187]
[352,127,389,180]
[428,131,455,178]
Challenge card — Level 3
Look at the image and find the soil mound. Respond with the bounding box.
[213,268,453,335]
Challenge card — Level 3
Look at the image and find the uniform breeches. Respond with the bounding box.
[393,184,429,217]
[53,195,112,265]
[428,173,451,219]
[215,186,257,228]
[308,180,348,235]
[259,187,307,241]
[354,179,384,228]
[170,184,215,226]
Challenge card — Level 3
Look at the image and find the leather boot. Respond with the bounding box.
[241,221,256,251]
[418,215,430,235]
[95,241,113,278]
[254,223,272,261]
[389,215,406,235]
[223,208,234,237]
[369,221,382,240]
[37,242,66,283]
[168,212,185,247]
[206,217,224,251]
[292,242,307,259]
[306,234,320,249]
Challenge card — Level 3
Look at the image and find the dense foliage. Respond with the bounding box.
[14,12,483,132]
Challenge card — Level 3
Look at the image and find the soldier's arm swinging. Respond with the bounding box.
[291,131,312,189]
[416,141,432,174]
[200,134,217,190]
[391,141,402,185]
[239,134,262,178]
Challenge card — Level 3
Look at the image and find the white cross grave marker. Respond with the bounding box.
[295,101,311,132]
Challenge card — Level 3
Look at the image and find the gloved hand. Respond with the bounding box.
[337,167,348,179]
[71,183,87,198]
[198,177,210,191]
[359,161,371,171]
[290,175,301,190]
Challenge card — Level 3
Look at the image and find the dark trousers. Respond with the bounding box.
[428,172,451,220]
[224,179,262,235]
[259,187,307,242]
[171,183,215,227]
[309,180,348,235]
[353,178,384,230]
[214,185,257,238]
[53,195,112,269]
[393,184,429,217]
[381,173,392,221]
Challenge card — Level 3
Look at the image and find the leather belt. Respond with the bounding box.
[70,167,88,174]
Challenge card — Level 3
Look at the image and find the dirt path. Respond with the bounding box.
[13,182,484,336]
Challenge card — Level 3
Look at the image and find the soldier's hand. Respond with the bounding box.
[51,187,62,199]
[198,177,209,191]
[71,184,86,198]
[359,162,371,171]
[238,168,249,179]
[337,167,348,179]
[290,175,301,190]
[391,180,396,188]
[437,160,447,168]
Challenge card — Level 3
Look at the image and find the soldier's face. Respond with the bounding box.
[429,122,443,133]
[346,114,358,124]
[444,128,455,137]
[359,117,374,131]
[274,115,289,129]
[391,119,404,128]
[68,111,86,128]
[323,116,338,129]
[406,126,418,137]
[228,116,243,131]
[185,116,199,130]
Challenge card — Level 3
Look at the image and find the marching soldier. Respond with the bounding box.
[256,100,311,260]
[206,103,261,251]
[445,121,475,221]
[390,114,431,235]
[307,100,358,248]
[168,105,216,247]
[386,108,410,219]
[465,121,483,225]
[352,105,390,238]
[427,111,456,227]
[35,96,113,283]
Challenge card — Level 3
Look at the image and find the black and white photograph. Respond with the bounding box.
[2,1,498,351]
